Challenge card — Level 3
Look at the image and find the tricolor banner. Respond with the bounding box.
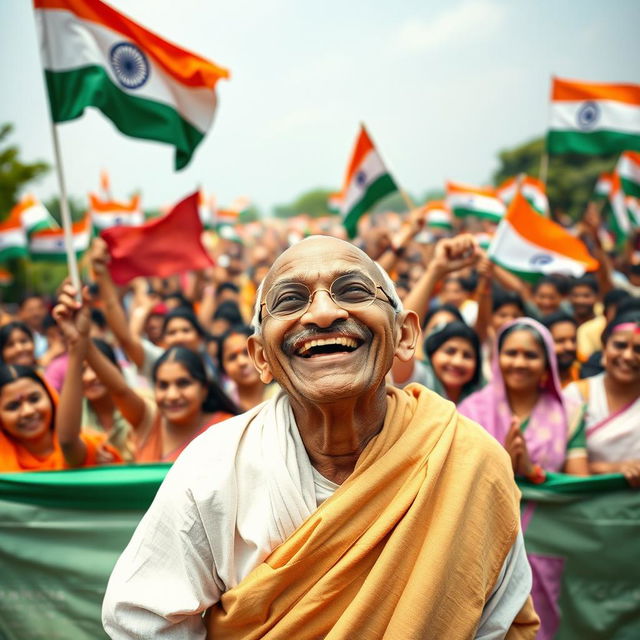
[423,200,453,231]
[616,150,640,198]
[0,468,637,640]
[446,181,506,222]
[607,172,633,247]
[0,209,28,261]
[11,194,58,236]
[496,175,549,216]
[330,125,398,238]
[547,77,640,155]
[34,0,230,169]
[489,191,598,280]
[89,193,144,230]
[593,172,613,199]
[29,212,91,261]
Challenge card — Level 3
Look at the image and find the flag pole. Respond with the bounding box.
[539,74,553,188]
[49,122,82,293]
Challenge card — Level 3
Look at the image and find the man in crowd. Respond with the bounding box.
[542,311,580,388]
[103,235,538,639]
[17,293,49,357]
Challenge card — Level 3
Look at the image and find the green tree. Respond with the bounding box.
[238,204,261,224]
[274,188,338,218]
[493,136,618,220]
[0,123,50,217]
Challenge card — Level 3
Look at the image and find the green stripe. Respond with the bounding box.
[0,245,28,261]
[620,177,640,199]
[547,130,640,155]
[45,66,205,170]
[343,173,397,238]
[452,206,503,222]
[489,255,543,283]
[29,251,87,263]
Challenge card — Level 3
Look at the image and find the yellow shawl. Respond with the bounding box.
[207,384,539,639]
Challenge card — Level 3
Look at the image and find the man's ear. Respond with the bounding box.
[394,310,420,362]
[247,334,274,384]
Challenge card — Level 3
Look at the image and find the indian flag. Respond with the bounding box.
[35,0,230,170]
[0,267,14,286]
[330,125,398,238]
[616,150,640,198]
[608,172,633,248]
[89,193,143,230]
[488,191,598,281]
[594,172,613,198]
[29,212,92,261]
[627,197,640,227]
[12,194,58,235]
[0,209,28,261]
[216,196,250,228]
[423,201,453,231]
[198,191,215,230]
[548,77,640,155]
[446,181,506,222]
[496,175,549,216]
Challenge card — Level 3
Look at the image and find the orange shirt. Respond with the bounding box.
[0,430,122,473]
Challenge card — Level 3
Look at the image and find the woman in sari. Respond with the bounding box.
[563,311,640,487]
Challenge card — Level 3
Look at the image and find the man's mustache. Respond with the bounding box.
[282,319,373,355]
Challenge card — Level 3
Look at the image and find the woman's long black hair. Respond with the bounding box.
[0,322,34,363]
[152,346,239,415]
[0,364,56,430]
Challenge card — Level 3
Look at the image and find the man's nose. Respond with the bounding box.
[300,290,348,328]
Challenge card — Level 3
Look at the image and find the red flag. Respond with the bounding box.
[101,191,213,285]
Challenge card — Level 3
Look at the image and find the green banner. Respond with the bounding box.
[0,467,637,640]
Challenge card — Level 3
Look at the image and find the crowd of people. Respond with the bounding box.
[0,205,639,483]
[1,201,639,637]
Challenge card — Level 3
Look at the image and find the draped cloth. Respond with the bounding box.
[206,384,539,640]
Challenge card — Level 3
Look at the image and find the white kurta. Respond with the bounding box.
[102,392,532,639]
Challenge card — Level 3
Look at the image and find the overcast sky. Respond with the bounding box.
[1,0,639,213]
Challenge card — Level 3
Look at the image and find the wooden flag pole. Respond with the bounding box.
[49,122,82,294]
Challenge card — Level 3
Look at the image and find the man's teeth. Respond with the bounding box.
[297,336,358,355]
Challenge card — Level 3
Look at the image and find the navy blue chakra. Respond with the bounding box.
[355,170,367,186]
[110,42,150,89]
[529,254,554,267]
[576,101,600,131]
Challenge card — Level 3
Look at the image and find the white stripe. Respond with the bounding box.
[37,9,216,132]
[447,192,505,216]
[521,185,548,213]
[489,220,588,277]
[426,210,452,226]
[0,227,27,249]
[627,198,640,226]
[595,178,611,195]
[30,230,90,254]
[339,149,388,214]
[611,189,631,235]
[497,183,516,203]
[617,154,640,184]
[91,210,144,229]
[21,204,50,231]
[550,100,640,135]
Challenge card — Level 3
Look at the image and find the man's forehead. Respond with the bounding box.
[264,237,378,287]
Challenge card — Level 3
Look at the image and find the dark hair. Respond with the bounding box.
[90,308,107,330]
[162,308,206,339]
[492,290,525,314]
[569,275,599,294]
[601,311,640,346]
[213,300,244,326]
[541,311,577,332]
[532,276,562,295]
[18,293,45,308]
[215,282,240,297]
[424,321,482,390]
[0,364,56,430]
[498,322,549,368]
[0,322,34,362]
[42,313,58,332]
[422,304,464,330]
[217,325,254,376]
[616,297,640,317]
[92,338,120,370]
[164,292,193,311]
[603,288,631,312]
[152,346,239,415]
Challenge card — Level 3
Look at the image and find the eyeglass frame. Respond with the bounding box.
[258,272,398,324]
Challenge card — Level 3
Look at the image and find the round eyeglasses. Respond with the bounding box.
[259,273,397,322]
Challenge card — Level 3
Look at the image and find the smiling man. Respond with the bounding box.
[103,236,539,639]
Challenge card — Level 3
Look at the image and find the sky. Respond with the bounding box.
[1,0,639,214]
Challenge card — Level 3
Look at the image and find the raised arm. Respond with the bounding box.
[474,254,494,343]
[90,238,145,368]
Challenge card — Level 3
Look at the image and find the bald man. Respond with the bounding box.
[103,236,538,639]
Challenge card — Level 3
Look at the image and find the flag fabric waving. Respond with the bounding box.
[488,191,598,280]
[101,191,213,285]
[496,175,549,216]
[12,194,58,236]
[89,193,144,231]
[607,172,633,248]
[329,125,398,238]
[29,212,91,261]
[34,0,230,170]
[423,201,453,231]
[446,181,506,222]
[594,172,613,199]
[0,209,28,261]
[616,150,640,198]
[547,77,640,155]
